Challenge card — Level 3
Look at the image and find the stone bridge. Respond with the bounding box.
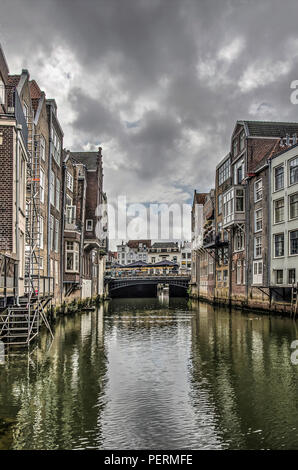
[105,275,190,294]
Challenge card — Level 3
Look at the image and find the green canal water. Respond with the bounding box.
[1,297,298,450]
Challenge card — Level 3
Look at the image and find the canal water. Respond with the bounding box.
[1,297,298,450]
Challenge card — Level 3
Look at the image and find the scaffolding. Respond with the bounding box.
[0,95,53,347]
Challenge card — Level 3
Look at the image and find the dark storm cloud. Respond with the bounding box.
[2,0,298,206]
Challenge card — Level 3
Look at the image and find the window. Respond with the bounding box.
[66,172,73,191]
[54,219,59,252]
[40,135,46,161]
[274,233,284,257]
[253,261,263,285]
[255,208,262,232]
[254,236,262,258]
[234,229,244,251]
[65,241,79,272]
[217,194,222,215]
[274,165,284,191]
[23,103,28,123]
[218,159,230,185]
[40,168,45,204]
[51,126,61,166]
[276,270,283,285]
[289,193,298,219]
[254,179,262,202]
[289,269,296,284]
[56,177,60,211]
[274,198,284,223]
[0,79,5,104]
[236,260,241,285]
[66,205,76,224]
[233,138,238,158]
[86,219,93,231]
[289,230,298,255]
[235,189,244,212]
[50,215,54,250]
[243,260,246,285]
[152,257,155,263]
[234,159,245,184]
[50,170,55,206]
[240,130,245,151]
[38,216,44,250]
[289,157,298,185]
[55,261,59,284]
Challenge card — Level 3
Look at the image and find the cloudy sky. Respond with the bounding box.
[1,0,298,243]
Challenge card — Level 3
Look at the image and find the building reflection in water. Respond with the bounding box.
[189,300,298,449]
[0,306,108,450]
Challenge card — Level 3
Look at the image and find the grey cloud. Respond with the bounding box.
[2,0,298,209]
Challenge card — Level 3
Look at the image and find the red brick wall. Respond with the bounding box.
[0,125,13,251]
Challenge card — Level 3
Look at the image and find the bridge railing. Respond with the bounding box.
[105,272,191,280]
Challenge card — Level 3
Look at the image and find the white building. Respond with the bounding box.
[117,240,151,265]
[270,144,298,288]
[148,242,180,265]
[180,241,192,274]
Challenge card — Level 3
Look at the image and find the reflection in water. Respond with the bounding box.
[0,298,298,449]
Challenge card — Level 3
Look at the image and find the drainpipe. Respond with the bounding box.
[268,160,272,306]
[79,170,87,298]
[60,159,67,304]
[47,107,52,279]
[15,125,21,304]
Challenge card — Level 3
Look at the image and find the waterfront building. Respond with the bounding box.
[148,241,180,265]
[117,240,151,265]
[69,148,107,299]
[190,191,207,298]
[269,141,298,306]
[0,47,28,303]
[180,241,192,274]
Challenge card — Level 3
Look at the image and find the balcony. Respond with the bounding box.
[65,217,82,232]
[223,185,245,228]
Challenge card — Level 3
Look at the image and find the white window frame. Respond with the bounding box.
[50,215,54,251]
[274,165,284,191]
[254,208,263,233]
[274,198,284,224]
[55,176,60,211]
[50,170,55,206]
[65,241,79,273]
[54,219,59,252]
[254,236,262,258]
[274,233,284,258]
[38,215,44,250]
[40,135,46,161]
[289,157,298,186]
[253,260,263,285]
[66,172,73,191]
[86,219,93,231]
[289,192,298,220]
[254,179,263,202]
[40,168,45,204]
[0,78,5,104]
[289,230,298,256]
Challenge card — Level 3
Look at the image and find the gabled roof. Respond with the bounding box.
[151,242,178,248]
[238,120,298,138]
[70,151,100,170]
[127,240,151,249]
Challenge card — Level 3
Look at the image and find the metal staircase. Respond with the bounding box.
[0,101,54,348]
